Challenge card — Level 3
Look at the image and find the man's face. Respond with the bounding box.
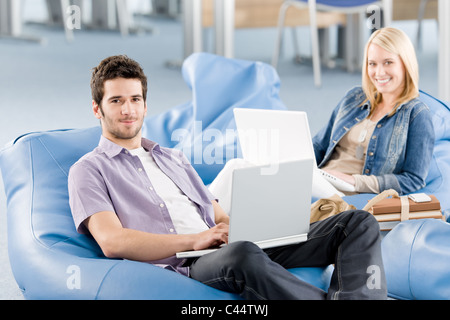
[93,77,147,147]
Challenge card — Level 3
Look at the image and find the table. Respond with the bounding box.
[183,0,449,101]
[183,0,234,58]
[183,0,203,57]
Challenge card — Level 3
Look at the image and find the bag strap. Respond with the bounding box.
[362,189,399,212]
[400,195,410,221]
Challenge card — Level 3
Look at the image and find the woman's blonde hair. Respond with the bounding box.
[362,27,419,116]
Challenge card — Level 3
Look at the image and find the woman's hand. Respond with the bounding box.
[322,169,356,186]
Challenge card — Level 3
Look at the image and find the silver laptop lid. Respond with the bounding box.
[233,108,316,167]
[228,159,313,244]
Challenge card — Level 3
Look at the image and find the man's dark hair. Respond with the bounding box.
[90,55,148,106]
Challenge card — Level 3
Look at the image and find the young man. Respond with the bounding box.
[68,55,387,300]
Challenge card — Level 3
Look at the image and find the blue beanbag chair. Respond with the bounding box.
[416,91,450,217]
[0,53,331,299]
[382,219,450,300]
[143,52,286,185]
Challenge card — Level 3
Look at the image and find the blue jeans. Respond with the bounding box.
[189,210,387,300]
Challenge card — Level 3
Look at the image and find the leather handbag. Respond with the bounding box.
[310,194,356,223]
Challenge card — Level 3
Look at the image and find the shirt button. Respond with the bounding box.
[369,152,374,157]
[138,168,143,172]
[124,150,128,154]
[169,228,175,233]
[365,169,370,174]
[160,203,165,208]
[372,135,377,140]
[148,186,154,191]
[377,124,382,128]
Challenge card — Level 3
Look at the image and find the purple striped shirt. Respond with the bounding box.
[68,136,216,276]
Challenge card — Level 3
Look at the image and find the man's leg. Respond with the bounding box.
[265,210,387,299]
[189,241,327,300]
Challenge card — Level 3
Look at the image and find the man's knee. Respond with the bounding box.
[220,241,265,271]
[349,209,378,223]
[341,209,381,235]
[341,209,375,221]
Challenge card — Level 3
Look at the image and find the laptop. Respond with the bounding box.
[233,108,355,195]
[176,158,313,259]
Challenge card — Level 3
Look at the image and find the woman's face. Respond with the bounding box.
[367,43,406,101]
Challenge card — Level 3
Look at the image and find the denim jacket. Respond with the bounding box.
[313,86,435,195]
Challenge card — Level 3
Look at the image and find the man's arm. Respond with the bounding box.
[212,199,230,225]
[85,201,229,262]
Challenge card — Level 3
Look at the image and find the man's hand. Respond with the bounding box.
[192,222,229,251]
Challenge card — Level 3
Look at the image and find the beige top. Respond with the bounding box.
[322,118,380,194]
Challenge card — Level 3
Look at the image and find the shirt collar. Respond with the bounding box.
[361,100,371,110]
[362,98,410,114]
[98,135,161,158]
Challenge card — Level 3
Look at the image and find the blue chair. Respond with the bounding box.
[272,0,393,87]
[0,53,332,299]
[380,91,450,300]
[382,219,450,300]
[143,53,287,185]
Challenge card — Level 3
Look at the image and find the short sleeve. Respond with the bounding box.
[68,161,116,234]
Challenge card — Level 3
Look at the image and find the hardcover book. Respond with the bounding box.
[371,195,441,214]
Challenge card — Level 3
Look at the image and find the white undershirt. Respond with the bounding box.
[129,147,209,235]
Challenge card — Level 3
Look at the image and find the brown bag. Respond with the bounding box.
[310,190,398,224]
[310,194,356,223]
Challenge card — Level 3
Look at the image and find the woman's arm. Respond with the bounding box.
[312,112,337,166]
[312,87,364,166]
[376,107,435,194]
[323,108,434,195]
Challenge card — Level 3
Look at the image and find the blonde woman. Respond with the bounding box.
[314,27,434,195]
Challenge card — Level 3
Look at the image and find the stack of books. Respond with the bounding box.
[370,195,444,231]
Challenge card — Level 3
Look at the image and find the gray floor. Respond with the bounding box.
[0,9,439,299]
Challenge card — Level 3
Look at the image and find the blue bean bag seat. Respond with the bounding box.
[0,53,332,299]
[143,52,287,185]
[382,219,450,300]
